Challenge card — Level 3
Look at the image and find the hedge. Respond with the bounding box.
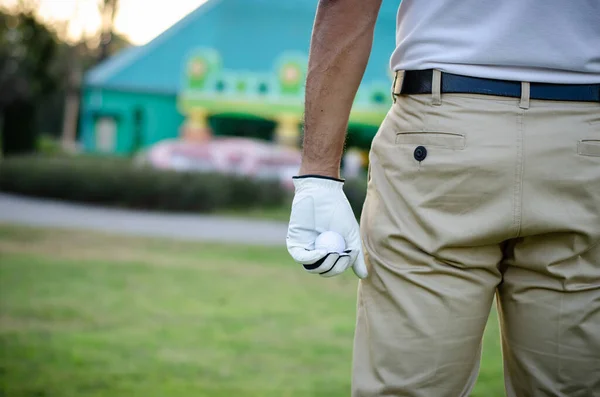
[0,155,288,213]
[344,177,368,219]
[0,155,371,219]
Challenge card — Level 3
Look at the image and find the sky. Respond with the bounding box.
[0,0,208,45]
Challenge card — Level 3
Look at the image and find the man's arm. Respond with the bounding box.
[300,0,383,179]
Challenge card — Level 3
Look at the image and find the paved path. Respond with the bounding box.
[0,193,288,246]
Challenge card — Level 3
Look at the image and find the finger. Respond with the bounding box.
[287,196,318,247]
[346,231,368,279]
[351,250,369,279]
[303,252,339,274]
[288,246,328,265]
[320,255,352,278]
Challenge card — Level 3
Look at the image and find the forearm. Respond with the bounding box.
[300,0,382,178]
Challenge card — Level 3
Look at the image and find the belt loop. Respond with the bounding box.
[519,82,530,109]
[391,71,398,103]
[391,70,405,104]
[432,69,442,106]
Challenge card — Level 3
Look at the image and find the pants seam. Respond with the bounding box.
[513,111,525,238]
[557,293,564,383]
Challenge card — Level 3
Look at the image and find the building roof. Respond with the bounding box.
[84,0,399,94]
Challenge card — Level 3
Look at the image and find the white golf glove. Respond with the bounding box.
[286,175,368,279]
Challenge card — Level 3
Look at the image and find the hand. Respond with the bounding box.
[286,175,368,279]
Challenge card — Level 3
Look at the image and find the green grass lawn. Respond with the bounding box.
[0,224,504,396]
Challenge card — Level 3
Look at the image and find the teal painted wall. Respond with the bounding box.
[85,0,398,94]
[80,88,183,154]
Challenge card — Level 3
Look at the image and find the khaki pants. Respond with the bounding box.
[352,73,600,396]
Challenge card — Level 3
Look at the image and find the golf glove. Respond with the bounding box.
[286,175,368,279]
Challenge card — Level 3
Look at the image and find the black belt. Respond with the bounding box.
[394,69,600,102]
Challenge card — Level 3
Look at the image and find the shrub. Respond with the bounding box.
[0,155,288,213]
[36,135,66,156]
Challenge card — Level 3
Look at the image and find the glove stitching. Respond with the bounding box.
[303,254,328,270]
[319,255,343,275]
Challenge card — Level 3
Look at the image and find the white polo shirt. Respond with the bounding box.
[390,0,600,84]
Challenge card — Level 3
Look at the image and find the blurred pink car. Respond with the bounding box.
[137,137,301,190]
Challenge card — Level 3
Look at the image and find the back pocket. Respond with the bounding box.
[395,132,466,150]
[578,140,600,157]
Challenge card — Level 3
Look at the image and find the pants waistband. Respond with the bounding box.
[392,69,600,104]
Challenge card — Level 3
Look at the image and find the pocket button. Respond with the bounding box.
[414,146,427,162]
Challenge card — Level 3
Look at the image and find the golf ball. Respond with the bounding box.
[315,231,346,253]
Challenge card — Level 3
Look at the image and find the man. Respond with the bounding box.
[286,0,600,396]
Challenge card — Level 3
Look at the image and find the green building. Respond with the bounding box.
[79,0,398,154]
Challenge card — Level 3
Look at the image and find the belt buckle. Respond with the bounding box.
[391,70,405,103]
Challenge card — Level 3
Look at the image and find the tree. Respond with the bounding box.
[0,6,61,155]
[98,0,119,62]
[0,0,130,155]
[61,0,125,150]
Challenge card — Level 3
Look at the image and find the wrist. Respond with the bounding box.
[298,165,340,179]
